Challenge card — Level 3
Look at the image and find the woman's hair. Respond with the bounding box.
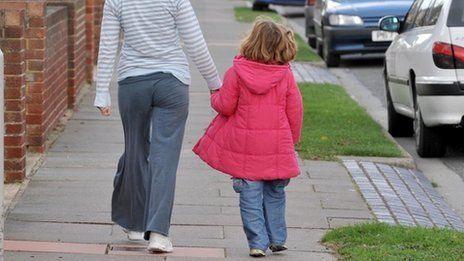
[239,18,297,64]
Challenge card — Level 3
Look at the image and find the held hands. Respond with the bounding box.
[98,106,111,116]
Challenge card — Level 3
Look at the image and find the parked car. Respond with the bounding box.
[382,0,464,157]
[252,0,305,11]
[304,0,317,48]
[307,0,413,67]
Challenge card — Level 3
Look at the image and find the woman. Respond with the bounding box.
[94,0,221,253]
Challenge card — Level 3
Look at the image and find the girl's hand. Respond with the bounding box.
[98,106,111,116]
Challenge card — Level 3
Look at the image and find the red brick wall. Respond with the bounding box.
[48,0,87,109]
[26,6,69,153]
[93,0,103,60]
[85,0,95,81]
[0,0,94,182]
[44,6,68,144]
[0,9,27,182]
[23,2,47,153]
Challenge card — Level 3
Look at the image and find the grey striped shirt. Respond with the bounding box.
[94,0,222,107]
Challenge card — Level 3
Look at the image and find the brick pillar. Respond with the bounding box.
[48,0,87,109]
[0,9,27,182]
[26,4,70,153]
[24,1,47,153]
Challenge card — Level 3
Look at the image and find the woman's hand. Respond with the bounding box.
[98,106,111,116]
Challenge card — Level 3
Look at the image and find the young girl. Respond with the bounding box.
[193,19,303,257]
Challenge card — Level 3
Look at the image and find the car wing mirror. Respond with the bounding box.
[379,16,401,32]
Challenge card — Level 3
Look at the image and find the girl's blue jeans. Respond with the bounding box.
[232,178,290,251]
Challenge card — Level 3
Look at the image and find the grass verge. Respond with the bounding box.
[234,6,282,23]
[322,223,464,260]
[234,7,320,62]
[294,33,320,62]
[298,83,402,160]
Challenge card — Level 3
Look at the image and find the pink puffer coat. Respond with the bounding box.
[193,56,303,181]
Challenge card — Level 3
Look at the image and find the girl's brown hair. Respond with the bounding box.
[239,18,297,64]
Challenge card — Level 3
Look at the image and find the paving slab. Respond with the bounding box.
[225,248,336,261]
[327,217,371,228]
[224,226,331,253]
[5,221,112,243]
[6,252,162,261]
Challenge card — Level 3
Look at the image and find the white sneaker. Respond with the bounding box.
[147,232,174,253]
[123,228,145,241]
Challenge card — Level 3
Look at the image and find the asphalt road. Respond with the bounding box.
[289,16,464,181]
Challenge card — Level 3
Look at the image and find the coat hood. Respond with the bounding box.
[233,56,290,95]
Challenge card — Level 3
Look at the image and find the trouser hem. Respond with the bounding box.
[248,244,269,251]
[144,229,169,241]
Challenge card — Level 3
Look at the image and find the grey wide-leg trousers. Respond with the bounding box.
[112,72,189,239]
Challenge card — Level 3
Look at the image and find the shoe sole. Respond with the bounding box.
[249,254,266,258]
[270,246,288,253]
[147,245,173,254]
[127,236,144,241]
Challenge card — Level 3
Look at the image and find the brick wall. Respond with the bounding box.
[85,0,95,81]
[23,2,47,153]
[48,0,87,109]
[26,6,68,152]
[0,0,96,182]
[43,6,68,137]
[92,0,103,60]
[0,9,27,182]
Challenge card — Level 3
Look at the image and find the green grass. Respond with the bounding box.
[298,83,402,160]
[234,7,282,23]
[294,33,320,62]
[233,7,320,62]
[322,223,464,260]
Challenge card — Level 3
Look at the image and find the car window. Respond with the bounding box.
[414,0,434,27]
[425,0,445,26]
[447,0,464,27]
[403,0,424,31]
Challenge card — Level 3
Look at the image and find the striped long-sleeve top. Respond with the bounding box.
[94,0,222,107]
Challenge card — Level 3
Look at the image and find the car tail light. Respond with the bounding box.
[307,0,316,5]
[453,44,464,69]
[433,42,464,69]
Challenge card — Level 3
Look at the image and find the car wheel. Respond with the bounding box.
[316,39,323,57]
[385,70,413,137]
[308,37,317,49]
[414,104,446,158]
[252,2,269,11]
[322,36,340,67]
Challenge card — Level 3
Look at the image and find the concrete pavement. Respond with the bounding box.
[5,0,373,260]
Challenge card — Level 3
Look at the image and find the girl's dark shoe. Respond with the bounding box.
[249,249,266,257]
[269,244,288,253]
